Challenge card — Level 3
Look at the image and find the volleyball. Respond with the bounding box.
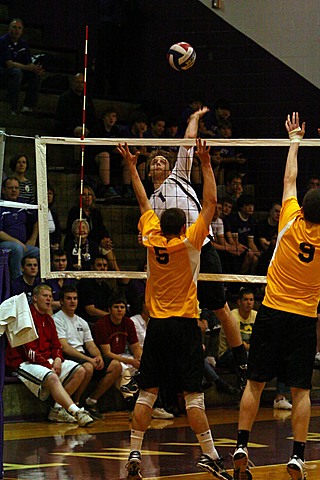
[167,42,196,71]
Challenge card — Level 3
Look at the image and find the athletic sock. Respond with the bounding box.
[130,429,145,451]
[86,397,97,406]
[197,430,219,460]
[293,441,305,461]
[53,402,62,409]
[68,403,80,416]
[237,430,250,448]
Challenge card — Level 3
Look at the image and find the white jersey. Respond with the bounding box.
[53,310,93,353]
[211,217,224,238]
[149,146,213,244]
[130,314,147,348]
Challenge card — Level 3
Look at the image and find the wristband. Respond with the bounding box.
[288,127,302,144]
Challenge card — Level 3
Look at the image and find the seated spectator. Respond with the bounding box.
[207,98,231,134]
[218,287,292,409]
[93,295,142,408]
[0,176,39,279]
[54,72,96,137]
[0,18,44,115]
[64,219,100,271]
[121,111,149,183]
[229,195,260,274]
[9,154,35,204]
[65,185,112,251]
[53,285,122,419]
[165,118,180,155]
[255,202,281,280]
[217,171,244,212]
[125,260,147,316]
[179,94,204,134]
[76,254,125,328]
[11,254,41,304]
[298,175,320,205]
[86,108,125,200]
[47,185,62,252]
[46,249,76,313]
[5,284,94,426]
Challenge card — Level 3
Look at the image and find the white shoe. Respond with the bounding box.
[74,407,94,427]
[273,397,292,410]
[287,455,306,480]
[48,407,77,423]
[152,408,174,419]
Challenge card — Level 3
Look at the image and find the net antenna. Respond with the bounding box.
[76,25,89,269]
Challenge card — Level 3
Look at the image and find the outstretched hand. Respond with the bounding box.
[285,112,305,137]
[116,142,140,167]
[196,138,211,166]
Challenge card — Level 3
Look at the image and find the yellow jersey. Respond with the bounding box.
[138,209,208,319]
[263,197,320,317]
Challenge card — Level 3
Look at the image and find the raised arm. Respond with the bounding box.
[117,143,151,215]
[184,106,210,140]
[195,138,216,227]
[283,112,305,202]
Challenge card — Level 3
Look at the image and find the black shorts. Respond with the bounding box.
[139,316,204,393]
[66,354,110,380]
[248,304,317,389]
[198,243,226,311]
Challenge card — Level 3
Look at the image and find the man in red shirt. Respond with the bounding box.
[5,284,94,427]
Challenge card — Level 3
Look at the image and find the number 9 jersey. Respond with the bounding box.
[263,197,320,317]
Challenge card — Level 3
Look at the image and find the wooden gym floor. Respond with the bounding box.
[3,406,320,479]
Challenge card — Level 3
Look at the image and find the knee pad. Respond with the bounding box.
[136,390,157,409]
[185,392,205,411]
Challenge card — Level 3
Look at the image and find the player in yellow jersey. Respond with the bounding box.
[118,138,232,480]
[232,113,320,480]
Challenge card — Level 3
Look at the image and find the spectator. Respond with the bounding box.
[217,171,244,212]
[179,94,204,134]
[76,254,123,328]
[64,219,100,271]
[0,18,44,115]
[229,195,260,275]
[9,154,35,204]
[47,185,62,252]
[93,295,142,408]
[255,202,281,278]
[121,110,149,185]
[54,73,96,137]
[0,176,39,279]
[65,185,112,251]
[207,98,231,134]
[298,175,319,205]
[11,254,41,304]
[53,285,122,419]
[46,249,75,314]
[125,260,147,316]
[5,284,94,427]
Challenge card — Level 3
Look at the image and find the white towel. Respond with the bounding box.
[0,293,38,347]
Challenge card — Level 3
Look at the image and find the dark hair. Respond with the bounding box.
[108,295,127,309]
[238,287,254,299]
[214,98,231,111]
[237,194,254,209]
[147,149,175,172]
[21,254,38,267]
[218,119,232,130]
[2,175,20,188]
[226,171,242,184]
[51,249,67,260]
[130,110,148,124]
[59,285,78,300]
[150,114,166,125]
[9,153,29,172]
[302,189,320,224]
[160,208,186,235]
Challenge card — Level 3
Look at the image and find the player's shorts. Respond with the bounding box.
[15,358,81,401]
[248,304,317,389]
[198,242,226,310]
[65,354,111,381]
[139,316,204,393]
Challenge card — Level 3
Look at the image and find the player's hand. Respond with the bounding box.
[285,112,305,138]
[117,142,140,166]
[196,138,211,166]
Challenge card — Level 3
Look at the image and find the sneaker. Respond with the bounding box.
[125,450,142,479]
[273,397,292,410]
[85,402,103,419]
[314,351,320,369]
[121,372,140,395]
[152,408,174,419]
[197,454,232,479]
[233,446,252,480]
[48,407,77,424]
[74,407,94,427]
[287,455,306,480]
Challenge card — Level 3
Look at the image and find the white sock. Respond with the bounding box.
[130,429,145,452]
[197,430,219,460]
[53,402,62,409]
[68,403,80,416]
[86,397,97,406]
